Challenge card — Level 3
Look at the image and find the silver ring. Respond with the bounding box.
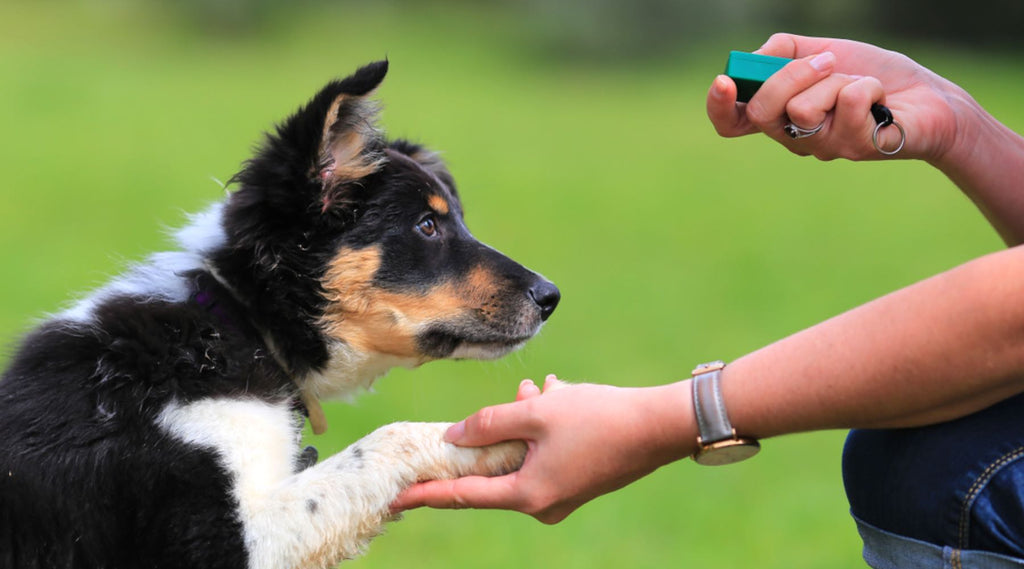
[872,120,906,156]
[783,120,825,140]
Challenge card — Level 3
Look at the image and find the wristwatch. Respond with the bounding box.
[690,361,760,466]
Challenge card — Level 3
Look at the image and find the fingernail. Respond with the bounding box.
[444,420,465,443]
[711,75,730,99]
[809,51,835,72]
[520,378,536,389]
[543,374,561,392]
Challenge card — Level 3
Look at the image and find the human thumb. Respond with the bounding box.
[443,400,534,447]
[444,420,466,443]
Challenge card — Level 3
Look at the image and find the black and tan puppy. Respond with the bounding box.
[0,61,559,569]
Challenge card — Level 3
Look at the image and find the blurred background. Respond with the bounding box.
[2,1,1022,567]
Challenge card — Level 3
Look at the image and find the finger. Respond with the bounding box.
[542,375,568,392]
[784,73,859,132]
[390,479,458,512]
[706,75,757,138]
[390,474,521,512]
[745,52,836,133]
[448,399,541,447]
[832,76,888,155]
[390,480,456,512]
[516,379,541,401]
[756,33,838,60]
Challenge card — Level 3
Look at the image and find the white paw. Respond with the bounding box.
[441,438,527,480]
[363,422,526,483]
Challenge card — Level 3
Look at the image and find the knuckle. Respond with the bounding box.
[837,80,876,109]
[744,100,773,128]
[762,32,791,53]
[450,491,470,510]
[518,398,545,434]
[475,407,495,433]
[784,100,817,128]
[470,406,496,434]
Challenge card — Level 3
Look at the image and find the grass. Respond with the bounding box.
[2,2,1022,568]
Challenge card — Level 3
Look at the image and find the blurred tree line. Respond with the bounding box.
[173,0,1023,59]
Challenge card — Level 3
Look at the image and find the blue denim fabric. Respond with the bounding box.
[855,515,1024,568]
[843,392,1024,565]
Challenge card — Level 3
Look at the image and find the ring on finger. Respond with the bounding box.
[783,120,825,139]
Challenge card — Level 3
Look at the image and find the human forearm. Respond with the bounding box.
[929,87,1024,246]
[722,245,1024,439]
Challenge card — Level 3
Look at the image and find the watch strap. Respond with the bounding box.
[691,361,735,444]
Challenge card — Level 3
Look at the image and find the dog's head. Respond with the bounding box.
[215,61,558,396]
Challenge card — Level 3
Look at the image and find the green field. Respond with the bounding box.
[2,3,1021,568]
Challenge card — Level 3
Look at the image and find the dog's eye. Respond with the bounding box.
[416,216,438,237]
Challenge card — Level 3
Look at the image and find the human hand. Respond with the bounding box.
[707,33,964,163]
[391,375,695,524]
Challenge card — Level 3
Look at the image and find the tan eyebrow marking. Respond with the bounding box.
[427,194,450,216]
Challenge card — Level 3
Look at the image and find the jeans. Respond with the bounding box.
[843,392,1024,568]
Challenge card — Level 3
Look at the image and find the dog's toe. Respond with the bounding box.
[468,439,528,477]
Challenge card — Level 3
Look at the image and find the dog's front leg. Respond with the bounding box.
[245,422,526,569]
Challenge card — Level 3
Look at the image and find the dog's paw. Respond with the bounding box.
[362,422,526,484]
[442,438,527,480]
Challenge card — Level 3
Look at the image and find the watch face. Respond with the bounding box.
[692,438,760,466]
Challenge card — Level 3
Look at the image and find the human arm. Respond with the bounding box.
[726,244,1024,437]
[707,33,1024,245]
[393,244,1024,521]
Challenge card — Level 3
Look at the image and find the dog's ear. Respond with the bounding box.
[315,62,389,192]
[230,61,390,218]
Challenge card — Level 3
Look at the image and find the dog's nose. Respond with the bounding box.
[528,280,560,321]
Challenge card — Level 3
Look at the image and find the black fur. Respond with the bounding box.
[0,289,267,568]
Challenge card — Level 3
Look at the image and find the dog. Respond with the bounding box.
[0,61,559,569]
